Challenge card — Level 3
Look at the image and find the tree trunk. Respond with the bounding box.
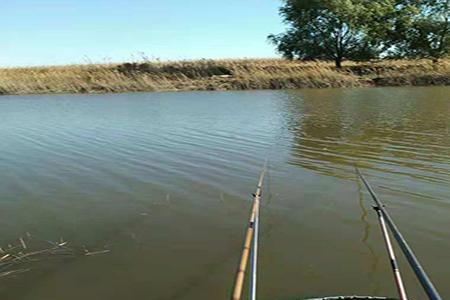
[335,57,342,69]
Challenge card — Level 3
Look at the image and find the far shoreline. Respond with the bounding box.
[1,58,449,96]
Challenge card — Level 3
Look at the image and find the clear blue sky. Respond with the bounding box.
[1,0,285,67]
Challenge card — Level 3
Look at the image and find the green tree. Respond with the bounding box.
[362,0,419,54]
[268,0,382,68]
[356,0,449,60]
[396,0,450,60]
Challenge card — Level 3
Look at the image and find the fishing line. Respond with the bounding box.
[356,167,442,300]
[356,173,382,295]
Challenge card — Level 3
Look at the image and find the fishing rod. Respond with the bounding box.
[250,189,260,300]
[355,167,442,300]
[231,161,267,300]
[357,173,409,300]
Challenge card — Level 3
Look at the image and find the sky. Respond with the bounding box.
[1,0,285,67]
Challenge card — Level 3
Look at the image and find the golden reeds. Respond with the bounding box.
[0,59,449,95]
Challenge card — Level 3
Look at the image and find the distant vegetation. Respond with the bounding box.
[1,0,448,95]
[269,0,450,68]
[0,59,449,95]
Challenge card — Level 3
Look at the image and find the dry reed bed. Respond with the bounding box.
[0,59,449,95]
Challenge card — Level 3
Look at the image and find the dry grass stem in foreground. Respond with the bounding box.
[0,233,110,279]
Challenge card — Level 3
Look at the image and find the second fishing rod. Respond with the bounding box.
[356,167,442,300]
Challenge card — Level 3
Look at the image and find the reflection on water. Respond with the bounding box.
[286,88,450,184]
[0,87,449,300]
[282,87,450,299]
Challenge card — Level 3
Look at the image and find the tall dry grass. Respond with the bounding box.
[0,58,449,95]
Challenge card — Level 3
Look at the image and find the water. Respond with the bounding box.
[0,87,449,300]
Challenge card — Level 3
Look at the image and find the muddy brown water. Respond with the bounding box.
[0,87,449,300]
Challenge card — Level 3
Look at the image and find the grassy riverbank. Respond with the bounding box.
[1,59,449,95]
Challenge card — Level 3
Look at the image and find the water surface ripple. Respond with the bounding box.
[0,87,449,300]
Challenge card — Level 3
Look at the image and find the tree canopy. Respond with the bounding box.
[269,0,450,67]
[393,0,450,60]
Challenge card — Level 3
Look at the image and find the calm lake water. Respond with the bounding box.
[0,87,449,300]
